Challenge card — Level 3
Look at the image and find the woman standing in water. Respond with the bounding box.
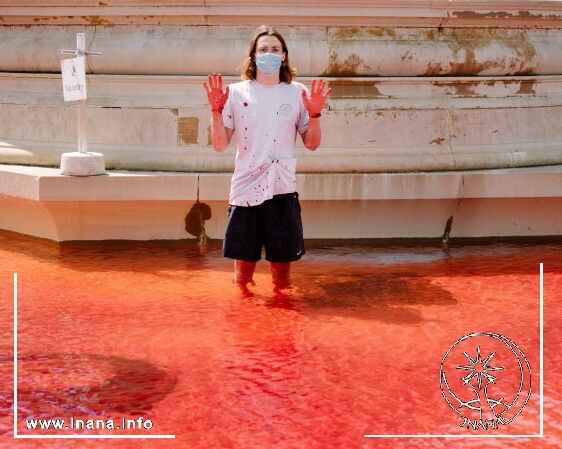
[203,25,331,292]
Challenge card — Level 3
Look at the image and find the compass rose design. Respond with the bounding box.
[458,346,504,390]
[440,333,532,429]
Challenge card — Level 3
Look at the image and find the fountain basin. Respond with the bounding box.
[1,164,561,242]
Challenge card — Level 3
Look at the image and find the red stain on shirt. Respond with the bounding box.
[243,102,248,107]
[228,115,232,119]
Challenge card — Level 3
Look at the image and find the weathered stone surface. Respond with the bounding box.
[60,151,105,176]
[2,165,562,241]
[1,26,561,77]
[1,1,561,173]
[1,73,561,172]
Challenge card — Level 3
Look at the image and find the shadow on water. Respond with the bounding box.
[0,353,176,419]
[265,270,458,325]
[259,241,560,323]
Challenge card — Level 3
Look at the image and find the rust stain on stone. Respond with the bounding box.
[434,81,475,96]
[429,137,446,145]
[424,29,438,41]
[372,82,387,98]
[448,44,496,76]
[422,62,444,76]
[435,29,539,76]
[513,68,537,75]
[170,108,178,116]
[367,27,397,38]
[327,79,387,98]
[327,53,365,76]
[452,11,514,19]
[178,117,199,145]
[516,81,536,95]
[207,125,212,146]
[83,16,110,25]
[327,26,541,77]
[514,11,562,19]
[503,37,538,75]
[517,11,541,19]
[334,27,362,39]
[334,27,397,39]
[443,31,499,76]
[401,50,414,61]
[452,10,560,20]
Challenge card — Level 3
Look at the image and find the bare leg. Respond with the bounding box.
[234,260,256,290]
[269,262,291,291]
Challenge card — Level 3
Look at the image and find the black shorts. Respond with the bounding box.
[223,192,305,263]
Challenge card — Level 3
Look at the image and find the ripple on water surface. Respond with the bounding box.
[0,235,560,448]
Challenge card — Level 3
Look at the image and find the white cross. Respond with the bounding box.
[61,33,103,58]
[60,33,102,153]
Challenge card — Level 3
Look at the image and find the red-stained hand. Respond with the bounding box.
[302,78,331,115]
[203,73,230,112]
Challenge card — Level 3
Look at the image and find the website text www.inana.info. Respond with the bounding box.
[25,417,154,431]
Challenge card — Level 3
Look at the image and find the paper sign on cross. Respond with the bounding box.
[61,56,87,102]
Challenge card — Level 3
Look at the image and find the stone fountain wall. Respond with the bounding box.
[1,2,562,242]
[1,1,561,173]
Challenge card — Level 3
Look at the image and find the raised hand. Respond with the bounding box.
[301,78,331,116]
[203,73,230,113]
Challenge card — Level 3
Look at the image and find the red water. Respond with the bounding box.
[0,234,561,449]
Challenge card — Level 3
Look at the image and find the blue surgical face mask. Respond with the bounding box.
[255,52,283,76]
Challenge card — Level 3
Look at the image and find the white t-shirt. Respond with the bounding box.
[222,80,310,206]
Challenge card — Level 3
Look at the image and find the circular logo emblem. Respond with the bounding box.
[440,333,531,430]
[279,104,292,116]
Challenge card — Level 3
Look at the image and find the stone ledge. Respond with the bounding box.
[1,164,561,241]
[2,26,562,76]
[3,74,562,106]
[2,74,561,173]
[2,164,561,202]
[1,1,561,26]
